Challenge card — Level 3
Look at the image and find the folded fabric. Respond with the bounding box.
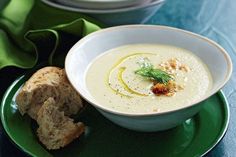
[0,0,102,69]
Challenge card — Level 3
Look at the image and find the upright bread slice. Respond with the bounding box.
[15,66,83,120]
[37,97,85,150]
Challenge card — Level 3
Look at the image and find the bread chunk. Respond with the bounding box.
[37,97,85,150]
[16,66,83,120]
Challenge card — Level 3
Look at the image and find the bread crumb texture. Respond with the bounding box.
[15,67,85,150]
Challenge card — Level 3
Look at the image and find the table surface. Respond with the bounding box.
[1,0,236,157]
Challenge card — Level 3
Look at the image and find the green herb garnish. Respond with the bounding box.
[135,62,173,84]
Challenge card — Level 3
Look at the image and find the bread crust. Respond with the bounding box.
[16,66,83,120]
[37,97,85,150]
[15,66,85,149]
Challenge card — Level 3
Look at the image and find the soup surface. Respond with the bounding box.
[86,44,212,113]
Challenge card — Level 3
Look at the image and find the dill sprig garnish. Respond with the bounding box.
[135,61,173,84]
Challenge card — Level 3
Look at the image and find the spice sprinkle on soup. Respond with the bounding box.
[86,44,212,113]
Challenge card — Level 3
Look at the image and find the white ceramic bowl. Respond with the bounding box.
[41,0,165,26]
[55,0,150,9]
[65,25,232,132]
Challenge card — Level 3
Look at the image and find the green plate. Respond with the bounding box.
[1,75,229,157]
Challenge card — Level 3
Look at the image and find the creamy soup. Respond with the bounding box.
[86,44,212,113]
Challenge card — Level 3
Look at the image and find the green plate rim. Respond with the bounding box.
[0,75,38,157]
[0,75,230,157]
[201,90,230,156]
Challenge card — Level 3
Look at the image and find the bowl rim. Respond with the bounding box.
[70,0,146,2]
[65,25,233,117]
[56,0,150,10]
[41,0,165,13]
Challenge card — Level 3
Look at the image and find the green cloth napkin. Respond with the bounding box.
[0,0,102,69]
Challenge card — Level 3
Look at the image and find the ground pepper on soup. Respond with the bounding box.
[86,44,212,113]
